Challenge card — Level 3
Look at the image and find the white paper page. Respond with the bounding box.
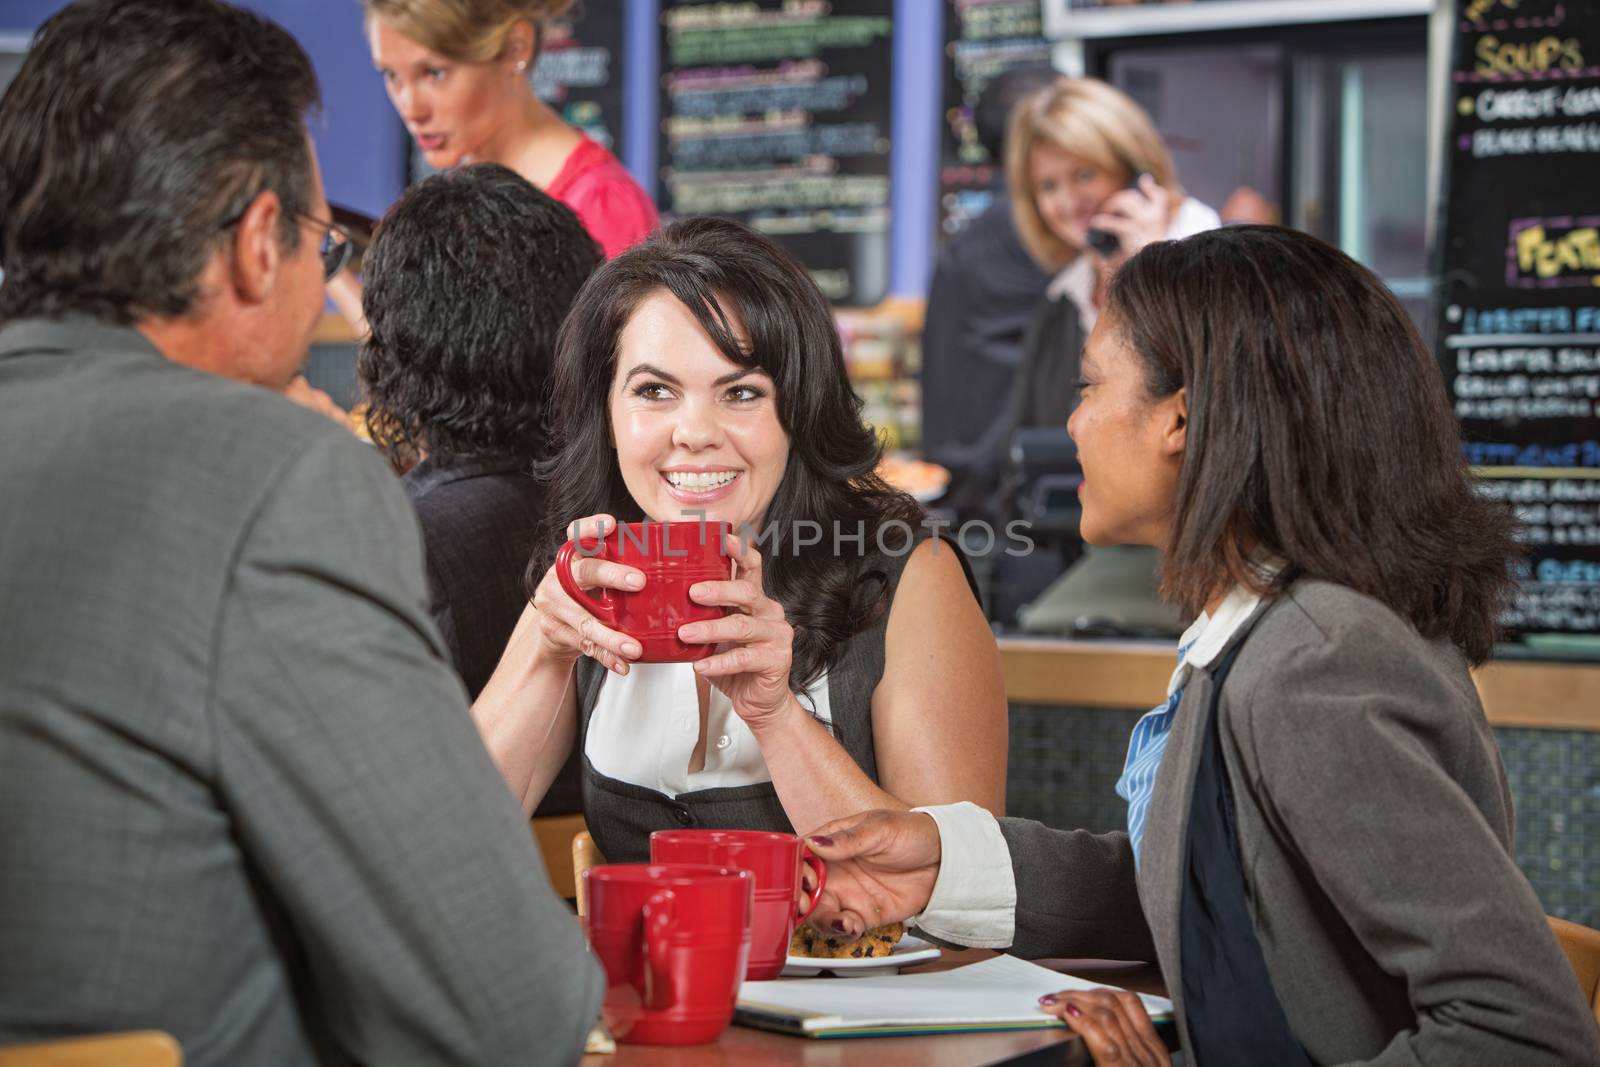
[738,953,1173,1031]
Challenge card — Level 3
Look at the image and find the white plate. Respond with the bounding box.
[780,934,941,978]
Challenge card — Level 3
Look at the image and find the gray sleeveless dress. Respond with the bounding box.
[576,536,975,862]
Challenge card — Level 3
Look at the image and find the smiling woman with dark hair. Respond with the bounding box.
[470,216,1008,865]
[359,161,600,716]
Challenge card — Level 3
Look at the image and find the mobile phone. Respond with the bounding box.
[1085,172,1149,257]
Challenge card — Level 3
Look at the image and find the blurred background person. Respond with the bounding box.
[920,64,1060,522]
[972,77,1221,628]
[1220,184,1281,226]
[359,161,602,815]
[330,0,656,330]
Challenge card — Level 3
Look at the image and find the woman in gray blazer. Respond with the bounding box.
[804,226,1600,1065]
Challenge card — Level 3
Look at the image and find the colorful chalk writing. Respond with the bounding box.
[939,0,1049,237]
[1435,1,1600,637]
[1509,217,1600,287]
[657,0,893,306]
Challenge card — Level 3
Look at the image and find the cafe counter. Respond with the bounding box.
[998,638,1600,731]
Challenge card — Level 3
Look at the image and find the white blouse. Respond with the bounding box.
[585,663,834,797]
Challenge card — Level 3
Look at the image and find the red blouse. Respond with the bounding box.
[546,136,659,259]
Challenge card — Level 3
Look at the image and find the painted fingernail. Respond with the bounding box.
[1038,994,1057,1005]
[809,835,833,847]
[1065,1004,1082,1018]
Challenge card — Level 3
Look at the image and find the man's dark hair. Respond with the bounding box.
[530,216,927,691]
[0,0,320,324]
[358,162,602,467]
[1109,225,1518,664]
[974,64,1060,161]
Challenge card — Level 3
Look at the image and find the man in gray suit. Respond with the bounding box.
[0,3,602,1064]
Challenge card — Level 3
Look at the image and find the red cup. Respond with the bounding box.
[583,863,754,1045]
[650,829,827,981]
[555,520,732,662]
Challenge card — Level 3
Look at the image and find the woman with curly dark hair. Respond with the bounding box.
[471,217,1008,862]
[359,161,600,715]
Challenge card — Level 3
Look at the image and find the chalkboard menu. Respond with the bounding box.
[409,0,624,182]
[657,0,893,307]
[939,0,1050,238]
[1434,0,1600,637]
[534,1,625,150]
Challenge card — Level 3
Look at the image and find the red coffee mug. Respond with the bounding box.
[583,863,754,1045]
[555,520,732,662]
[650,829,828,981]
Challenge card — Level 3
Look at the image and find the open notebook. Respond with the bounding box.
[736,953,1174,1039]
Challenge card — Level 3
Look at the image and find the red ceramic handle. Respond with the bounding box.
[641,888,677,1011]
[555,537,618,627]
[798,847,827,922]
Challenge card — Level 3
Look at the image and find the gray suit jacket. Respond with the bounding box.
[0,318,603,1065]
[1001,580,1600,1065]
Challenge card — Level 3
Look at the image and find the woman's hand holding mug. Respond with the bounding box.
[531,513,646,675]
[679,531,796,731]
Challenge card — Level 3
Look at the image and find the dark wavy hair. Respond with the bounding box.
[1108,225,1517,664]
[358,163,602,467]
[528,217,926,689]
[0,0,319,324]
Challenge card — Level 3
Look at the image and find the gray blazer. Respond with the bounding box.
[1000,580,1600,1065]
[0,318,603,1066]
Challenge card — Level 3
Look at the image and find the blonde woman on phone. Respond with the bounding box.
[963,77,1221,621]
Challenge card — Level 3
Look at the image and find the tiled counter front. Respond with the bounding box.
[999,641,1600,927]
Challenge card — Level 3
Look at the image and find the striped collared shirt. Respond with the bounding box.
[1115,586,1264,867]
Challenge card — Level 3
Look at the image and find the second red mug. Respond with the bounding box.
[650,829,827,981]
[555,520,731,662]
[583,863,754,1045]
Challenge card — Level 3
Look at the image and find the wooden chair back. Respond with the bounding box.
[1549,915,1600,1023]
[573,829,606,918]
[0,1031,181,1067]
[531,813,588,900]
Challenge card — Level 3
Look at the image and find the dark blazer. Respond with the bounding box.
[403,454,582,815]
[0,317,602,1066]
[1001,580,1600,1065]
[920,188,1052,516]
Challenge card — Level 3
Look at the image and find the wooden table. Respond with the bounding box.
[582,950,1167,1066]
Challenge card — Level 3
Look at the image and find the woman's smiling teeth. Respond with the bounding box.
[664,470,740,490]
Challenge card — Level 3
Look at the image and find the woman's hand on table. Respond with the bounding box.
[529,513,644,675]
[801,810,942,939]
[1038,989,1171,1066]
[680,531,796,731]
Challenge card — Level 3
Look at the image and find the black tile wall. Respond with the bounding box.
[1007,704,1600,927]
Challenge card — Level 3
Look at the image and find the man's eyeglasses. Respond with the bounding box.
[298,213,356,282]
[218,204,357,282]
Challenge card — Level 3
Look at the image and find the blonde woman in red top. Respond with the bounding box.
[330,0,657,328]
